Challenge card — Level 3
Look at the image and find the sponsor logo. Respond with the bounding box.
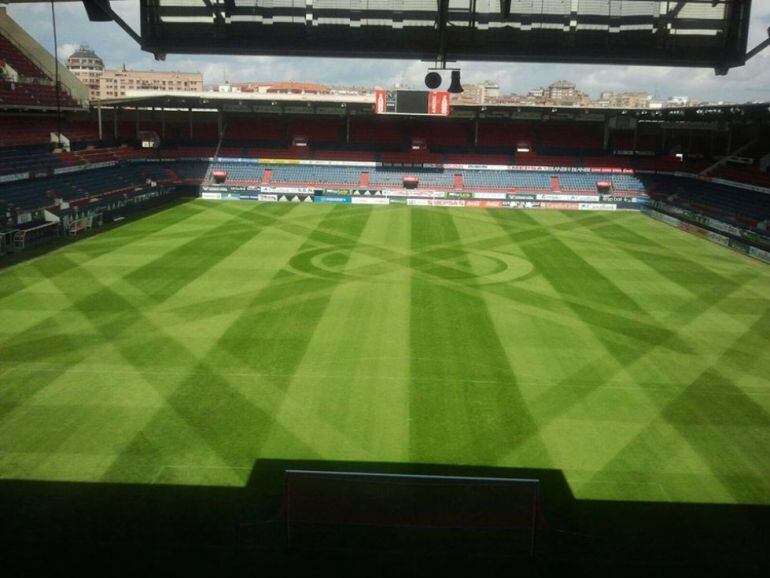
[351,197,390,205]
[406,198,464,207]
[749,246,770,263]
[708,232,730,246]
[465,200,504,208]
[505,201,542,209]
[472,192,507,200]
[314,195,351,204]
[537,194,600,202]
[602,195,648,203]
[578,203,616,211]
[387,190,446,198]
[351,189,384,196]
[260,186,314,194]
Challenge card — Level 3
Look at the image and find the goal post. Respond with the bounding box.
[284,470,540,556]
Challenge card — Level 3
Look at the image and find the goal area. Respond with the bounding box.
[283,470,540,556]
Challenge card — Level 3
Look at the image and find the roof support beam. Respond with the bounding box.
[82,0,142,46]
[201,0,225,27]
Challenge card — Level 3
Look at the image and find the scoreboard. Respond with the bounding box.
[375,90,450,116]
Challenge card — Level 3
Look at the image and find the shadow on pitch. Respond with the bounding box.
[0,459,768,577]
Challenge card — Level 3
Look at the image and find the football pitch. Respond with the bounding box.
[1,200,769,505]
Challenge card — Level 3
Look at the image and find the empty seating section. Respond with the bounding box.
[609,174,645,192]
[647,175,770,224]
[559,174,599,191]
[712,165,770,189]
[204,162,646,192]
[190,121,219,142]
[272,165,360,185]
[369,168,452,187]
[541,124,603,153]
[0,148,62,176]
[226,118,285,143]
[0,33,81,109]
[0,116,99,147]
[477,122,534,148]
[462,170,551,190]
[1,116,58,146]
[609,132,663,153]
[167,162,209,181]
[287,118,343,144]
[610,131,634,151]
[162,145,217,158]
[0,33,47,79]
[0,164,171,210]
[350,120,405,146]
[211,161,264,182]
[413,120,471,147]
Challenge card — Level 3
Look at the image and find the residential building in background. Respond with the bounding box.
[599,91,652,109]
[100,68,203,98]
[65,45,104,100]
[66,45,203,100]
[64,45,720,108]
[545,80,590,106]
[215,81,331,95]
[452,80,500,105]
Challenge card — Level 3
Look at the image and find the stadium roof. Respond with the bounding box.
[98,91,770,122]
[136,0,754,70]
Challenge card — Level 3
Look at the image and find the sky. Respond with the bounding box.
[4,1,770,102]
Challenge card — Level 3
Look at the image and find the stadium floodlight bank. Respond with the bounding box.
[283,470,540,556]
[140,0,752,70]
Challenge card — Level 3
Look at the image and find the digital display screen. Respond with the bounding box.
[396,91,429,114]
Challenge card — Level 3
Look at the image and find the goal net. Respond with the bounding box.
[284,470,540,556]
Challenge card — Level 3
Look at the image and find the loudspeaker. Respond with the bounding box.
[424,71,442,90]
[448,70,463,94]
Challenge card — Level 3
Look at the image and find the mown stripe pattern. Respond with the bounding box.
[0,202,768,504]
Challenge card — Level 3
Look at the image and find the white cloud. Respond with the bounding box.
[57,42,80,61]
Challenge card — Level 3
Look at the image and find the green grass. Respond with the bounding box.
[1,201,769,505]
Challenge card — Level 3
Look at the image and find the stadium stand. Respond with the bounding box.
[0,97,766,239]
[0,31,46,78]
[0,32,81,110]
[0,163,172,210]
[643,174,770,226]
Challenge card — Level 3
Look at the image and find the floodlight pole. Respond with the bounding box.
[97,100,103,141]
